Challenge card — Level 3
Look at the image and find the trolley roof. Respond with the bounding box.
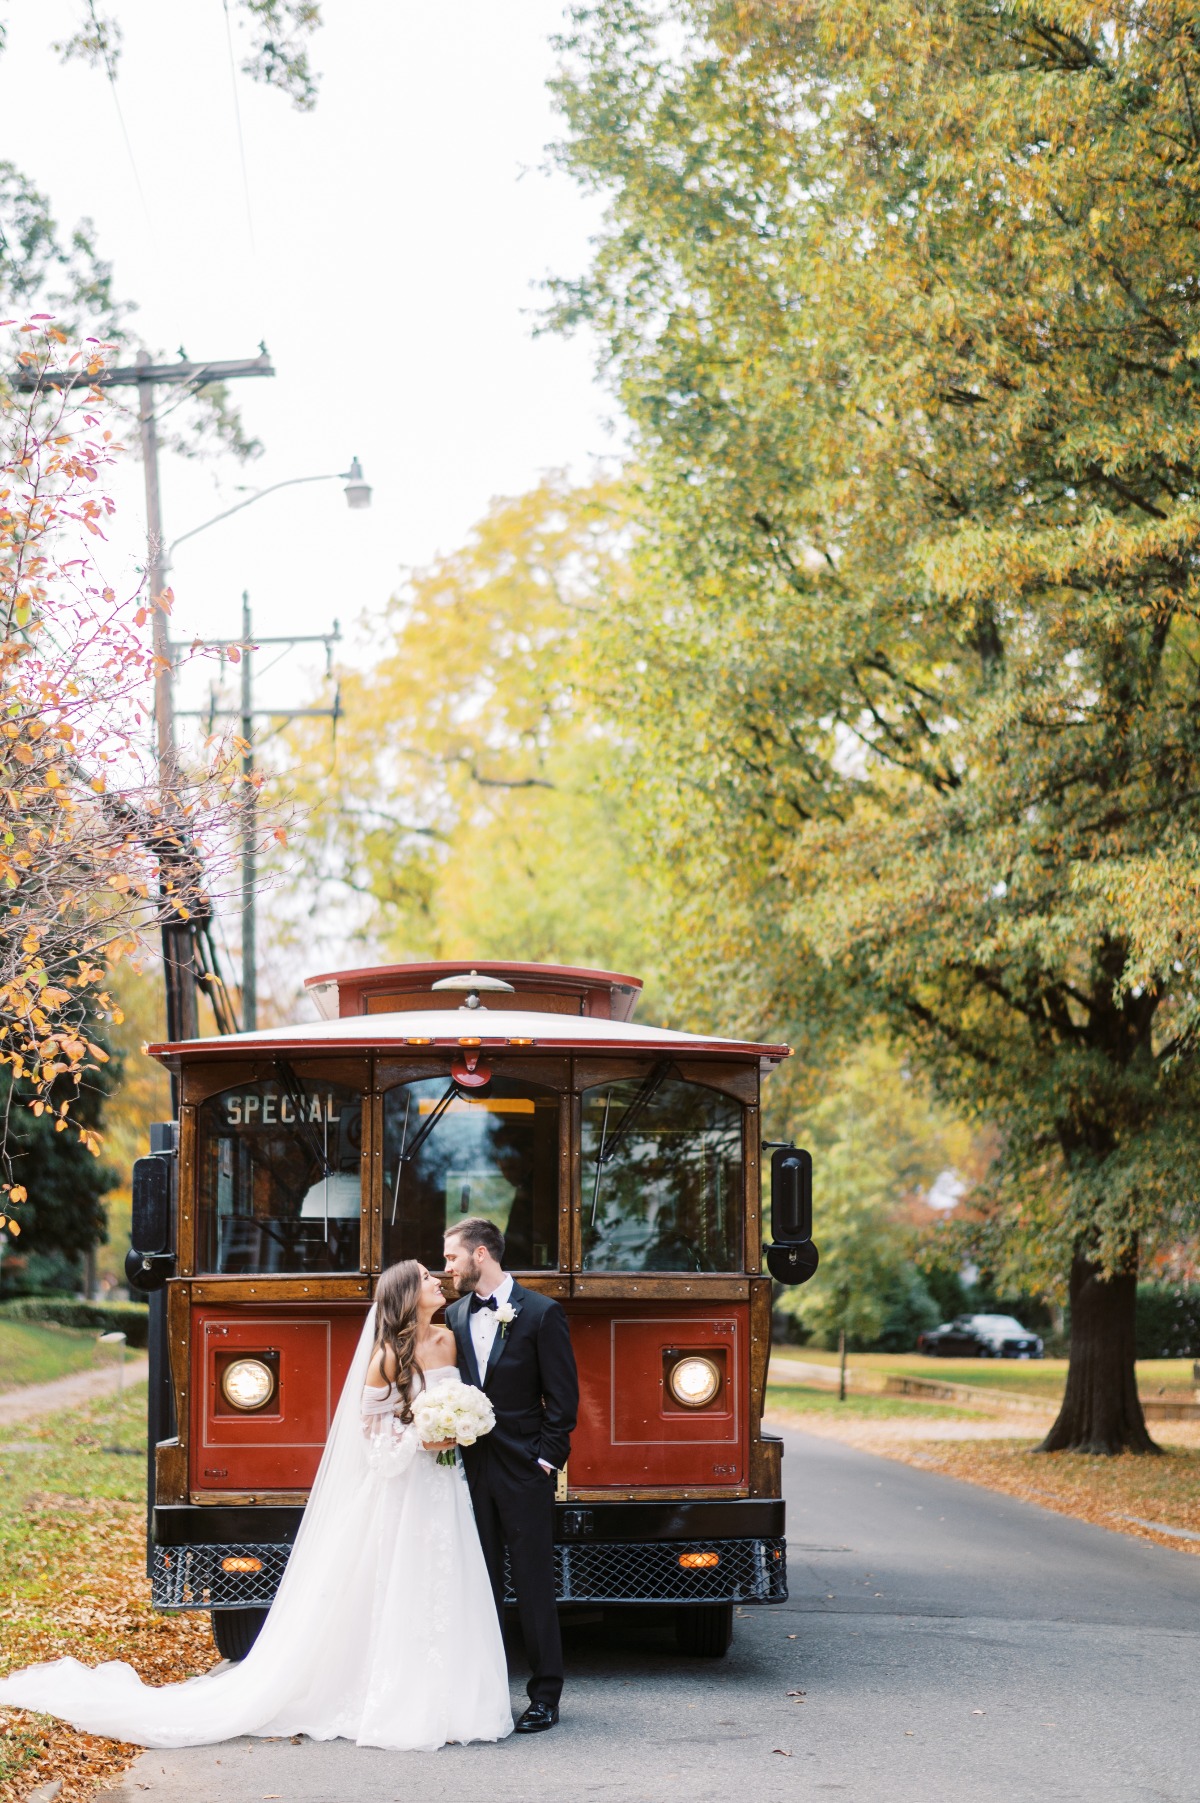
[303,958,644,1022]
[148,959,791,1069]
[148,1007,791,1070]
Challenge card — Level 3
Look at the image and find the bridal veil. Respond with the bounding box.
[0,1307,514,1751]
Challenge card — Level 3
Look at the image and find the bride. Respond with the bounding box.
[0,1260,515,1752]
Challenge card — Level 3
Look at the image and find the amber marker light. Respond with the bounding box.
[510,1036,534,1045]
[221,1555,264,1574]
[679,1551,720,1569]
[405,1036,432,1045]
[458,1036,482,1046]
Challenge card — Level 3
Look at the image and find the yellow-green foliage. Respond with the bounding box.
[283,477,663,985]
[769,1040,985,1347]
[552,0,1200,1287]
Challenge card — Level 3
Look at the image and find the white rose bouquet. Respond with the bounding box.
[411,1379,496,1466]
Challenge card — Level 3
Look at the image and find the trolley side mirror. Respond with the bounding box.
[770,1146,812,1243]
[767,1144,818,1286]
[127,1151,176,1293]
[132,1155,172,1253]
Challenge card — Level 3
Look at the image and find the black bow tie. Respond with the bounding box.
[470,1293,498,1314]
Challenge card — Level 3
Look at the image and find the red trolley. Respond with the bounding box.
[128,960,817,1660]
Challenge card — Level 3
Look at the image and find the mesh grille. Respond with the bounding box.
[151,1544,290,1610]
[151,1535,787,1611]
[506,1537,787,1605]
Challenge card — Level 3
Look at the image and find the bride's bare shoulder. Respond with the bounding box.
[429,1324,456,1357]
[366,1346,398,1387]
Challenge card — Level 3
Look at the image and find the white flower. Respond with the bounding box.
[411,1380,496,1465]
[495,1301,516,1336]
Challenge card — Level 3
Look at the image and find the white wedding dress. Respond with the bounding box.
[0,1315,514,1752]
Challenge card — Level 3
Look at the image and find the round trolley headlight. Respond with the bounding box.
[668,1355,721,1409]
[221,1357,275,1412]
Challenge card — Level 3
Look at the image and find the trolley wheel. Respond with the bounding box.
[211,1607,268,1661]
[674,1603,733,1658]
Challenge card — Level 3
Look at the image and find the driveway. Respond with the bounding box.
[109,1429,1200,1802]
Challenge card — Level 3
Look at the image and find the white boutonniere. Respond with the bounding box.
[495,1300,517,1337]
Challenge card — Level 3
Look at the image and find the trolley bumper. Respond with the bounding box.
[150,1499,788,1611]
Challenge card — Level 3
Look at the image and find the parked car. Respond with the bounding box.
[917,1314,1044,1359]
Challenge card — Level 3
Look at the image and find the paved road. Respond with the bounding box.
[110,1431,1200,1803]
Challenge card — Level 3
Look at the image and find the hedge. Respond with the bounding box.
[1135,1284,1200,1360]
[0,1296,150,1349]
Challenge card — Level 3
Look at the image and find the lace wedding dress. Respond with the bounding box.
[0,1315,514,1752]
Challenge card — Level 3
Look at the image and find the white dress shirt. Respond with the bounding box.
[469,1271,514,1378]
[468,1272,554,1473]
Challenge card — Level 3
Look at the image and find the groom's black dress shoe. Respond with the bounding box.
[515,1703,559,1733]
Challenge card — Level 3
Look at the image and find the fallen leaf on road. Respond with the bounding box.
[772,1749,793,1757]
[972,1710,985,1716]
[787,1690,807,1702]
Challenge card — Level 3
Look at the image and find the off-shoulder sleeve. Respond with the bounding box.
[360,1384,420,1479]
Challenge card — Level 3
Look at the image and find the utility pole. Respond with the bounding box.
[136,352,171,769]
[241,592,257,1034]
[177,594,342,1030]
[14,350,275,1051]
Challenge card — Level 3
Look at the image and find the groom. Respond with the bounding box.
[444,1217,579,1733]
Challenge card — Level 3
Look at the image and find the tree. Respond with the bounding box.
[89,962,171,1296]
[551,0,1200,1449]
[0,1040,119,1297]
[277,477,664,989]
[0,323,247,1246]
[24,3,323,111]
[770,1040,983,1351]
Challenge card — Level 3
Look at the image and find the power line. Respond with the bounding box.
[221,0,257,253]
[13,347,276,1058]
[86,1,156,243]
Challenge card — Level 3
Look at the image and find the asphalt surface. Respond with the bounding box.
[109,1431,1200,1803]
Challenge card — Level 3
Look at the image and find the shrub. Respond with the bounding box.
[0,1296,149,1348]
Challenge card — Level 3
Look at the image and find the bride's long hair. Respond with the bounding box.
[372,1259,424,1423]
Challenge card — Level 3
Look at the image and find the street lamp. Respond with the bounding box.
[164,458,372,570]
[342,456,372,510]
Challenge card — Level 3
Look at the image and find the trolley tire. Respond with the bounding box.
[212,1607,268,1661]
[675,1603,733,1658]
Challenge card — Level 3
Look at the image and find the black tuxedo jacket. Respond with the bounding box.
[447,1280,579,1479]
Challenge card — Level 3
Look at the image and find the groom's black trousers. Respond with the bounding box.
[464,1449,562,1708]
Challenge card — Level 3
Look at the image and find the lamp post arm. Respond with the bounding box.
[166,472,348,560]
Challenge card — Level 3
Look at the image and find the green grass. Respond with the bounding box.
[772,1348,1197,1400]
[765,1380,986,1421]
[0,1382,147,1586]
[0,1383,151,1794]
[0,1319,109,1395]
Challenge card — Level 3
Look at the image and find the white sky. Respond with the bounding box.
[1,0,614,721]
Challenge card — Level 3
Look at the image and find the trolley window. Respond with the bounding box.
[382,1076,559,1269]
[196,1076,363,1274]
[581,1072,742,1272]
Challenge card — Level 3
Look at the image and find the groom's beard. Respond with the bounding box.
[447,1270,480,1297]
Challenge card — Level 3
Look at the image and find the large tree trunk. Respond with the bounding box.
[1038,1249,1159,1455]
